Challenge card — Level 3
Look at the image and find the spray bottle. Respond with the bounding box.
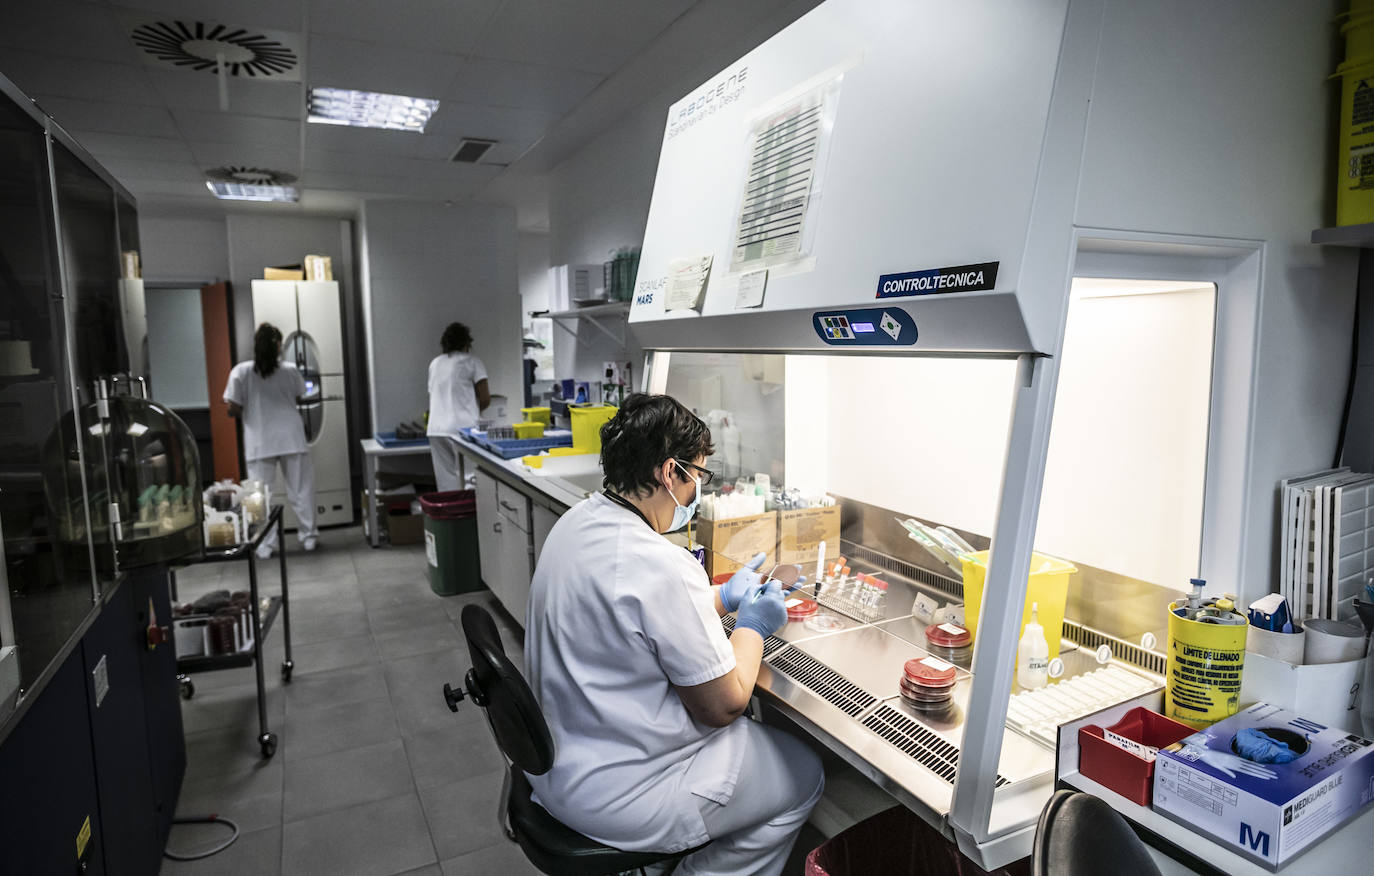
[1016,602,1049,690]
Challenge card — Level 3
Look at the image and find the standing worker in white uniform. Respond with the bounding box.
[427,321,490,492]
[223,323,318,559]
[525,394,824,876]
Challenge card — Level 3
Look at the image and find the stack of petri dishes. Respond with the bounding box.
[785,596,818,622]
[901,655,958,712]
[924,622,973,666]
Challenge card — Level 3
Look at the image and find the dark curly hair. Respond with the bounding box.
[441,322,473,354]
[253,323,282,378]
[600,394,714,498]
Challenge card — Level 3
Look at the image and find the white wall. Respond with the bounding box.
[359,200,521,434]
[1074,0,1357,598]
[518,232,551,315]
[139,214,228,285]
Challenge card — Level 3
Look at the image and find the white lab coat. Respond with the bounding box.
[427,352,487,436]
[222,361,308,461]
[524,493,748,854]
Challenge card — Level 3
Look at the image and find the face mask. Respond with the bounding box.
[666,460,701,532]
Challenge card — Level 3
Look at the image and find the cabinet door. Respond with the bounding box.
[494,484,532,626]
[532,504,560,568]
[474,470,503,600]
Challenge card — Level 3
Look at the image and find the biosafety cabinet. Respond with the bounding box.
[634,0,1356,868]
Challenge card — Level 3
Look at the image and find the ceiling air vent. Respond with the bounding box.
[129,20,301,80]
[206,167,297,186]
[451,139,497,164]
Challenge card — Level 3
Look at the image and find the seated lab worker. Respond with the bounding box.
[223,323,318,559]
[427,321,490,492]
[524,393,824,876]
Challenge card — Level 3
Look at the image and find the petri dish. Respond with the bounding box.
[804,614,846,633]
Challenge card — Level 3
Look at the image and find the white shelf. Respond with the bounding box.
[540,301,631,348]
[1060,770,1374,874]
[1311,224,1374,247]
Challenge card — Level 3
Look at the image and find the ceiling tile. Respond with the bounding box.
[100,156,208,185]
[109,1,306,34]
[304,123,428,157]
[305,148,423,176]
[471,0,695,75]
[418,104,556,152]
[1,50,159,105]
[307,0,500,56]
[306,35,464,97]
[145,69,302,119]
[444,58,602,115]
[170,108,301,146]
[0,2,139,65]
[188,141,300,174]
[68,131,195,163]
[30,95,180,138]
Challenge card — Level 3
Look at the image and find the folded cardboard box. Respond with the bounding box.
[264,265,304,281]
[304,254,333,281]
[777,504,840,567]
[697,511,776,579]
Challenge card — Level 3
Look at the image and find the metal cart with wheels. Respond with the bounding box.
[174,507,295,757]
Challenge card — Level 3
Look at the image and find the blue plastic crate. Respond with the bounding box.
[459,428,572,459]
[375,431,431,448]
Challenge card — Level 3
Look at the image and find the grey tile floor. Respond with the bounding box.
[161,525,540,876]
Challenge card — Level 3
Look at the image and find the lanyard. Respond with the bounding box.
[603,490,654,531]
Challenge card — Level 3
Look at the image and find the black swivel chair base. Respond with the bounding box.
[507,766,704,876]
[444,604,706,876]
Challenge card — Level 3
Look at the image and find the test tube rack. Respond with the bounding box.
[815,590,886,623]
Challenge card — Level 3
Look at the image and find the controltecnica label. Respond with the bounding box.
[876,261,999,299]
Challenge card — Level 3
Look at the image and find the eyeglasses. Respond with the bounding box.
[676,460,715,486]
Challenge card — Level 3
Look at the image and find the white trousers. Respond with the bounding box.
[675,719,825,876]
[429,437,471,492]
[247,452,317,550]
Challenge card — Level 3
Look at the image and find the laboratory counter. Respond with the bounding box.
[450,436,1155,868]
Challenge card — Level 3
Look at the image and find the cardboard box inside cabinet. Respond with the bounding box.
[1151,702,1374,870]
[264,265,304,281]
[304,254,333,281]
[697,511,776,578]
[777,505,840,566]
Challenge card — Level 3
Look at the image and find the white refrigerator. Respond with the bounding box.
[249,280,352,528]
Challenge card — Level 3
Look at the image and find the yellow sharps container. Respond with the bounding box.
[1163,590,1247,730]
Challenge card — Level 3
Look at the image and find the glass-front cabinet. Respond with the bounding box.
[0,75,201,715]
[0,85,97,700]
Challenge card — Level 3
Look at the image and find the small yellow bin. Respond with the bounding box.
[959,550,1076,660]
[521,406,551,425]
[570,404,616,453]
[513,421,545,439]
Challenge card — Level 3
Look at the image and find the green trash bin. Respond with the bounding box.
[421,490,482,596]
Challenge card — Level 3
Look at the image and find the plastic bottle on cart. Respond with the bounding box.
[1016,602,1050,690]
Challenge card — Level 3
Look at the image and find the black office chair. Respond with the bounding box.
[1032,790,1162,876]
[443,604,703,876]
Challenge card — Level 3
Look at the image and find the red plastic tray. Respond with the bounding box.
[1078,706,1194,806]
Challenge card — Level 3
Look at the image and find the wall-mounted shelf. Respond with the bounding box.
[1311,224,1374,247]
[540,301,631,348]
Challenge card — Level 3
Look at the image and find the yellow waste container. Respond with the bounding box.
[959,550,1076,660]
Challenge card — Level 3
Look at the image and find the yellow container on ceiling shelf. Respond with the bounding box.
[521,406,551,425]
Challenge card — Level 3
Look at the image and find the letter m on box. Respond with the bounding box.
[1239,823,1270,857]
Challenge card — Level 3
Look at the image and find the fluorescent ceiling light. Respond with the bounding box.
[206,181,300,202]
[307,87,439,132]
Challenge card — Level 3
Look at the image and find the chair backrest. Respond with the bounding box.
[1032,790,1162,876]
[460,603,556,775]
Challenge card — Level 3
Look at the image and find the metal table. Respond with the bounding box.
[175,507,294,758]
[361,436,437,547]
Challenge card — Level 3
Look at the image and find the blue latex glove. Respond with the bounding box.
[735,580,787,639]
[719,552,769,612]
[1234,728,1299,764]
[1179,737,1278,780]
